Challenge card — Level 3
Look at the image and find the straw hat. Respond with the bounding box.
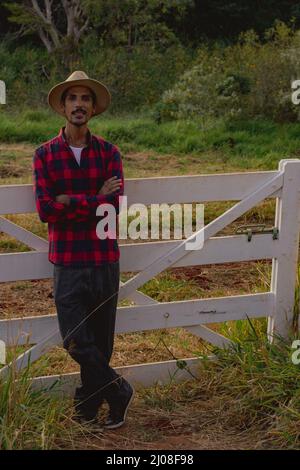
[48,70,111,117]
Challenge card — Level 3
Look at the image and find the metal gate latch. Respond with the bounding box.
[235,224,279,242]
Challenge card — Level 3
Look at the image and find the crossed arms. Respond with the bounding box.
[33,149,124,224]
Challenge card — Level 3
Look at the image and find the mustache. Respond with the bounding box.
[72,108,87,115]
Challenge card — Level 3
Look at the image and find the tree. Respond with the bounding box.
[4,0,89,65]
[174,0,300,44]
[82,0,194,49]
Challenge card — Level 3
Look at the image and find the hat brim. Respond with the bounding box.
[48,78,111,117]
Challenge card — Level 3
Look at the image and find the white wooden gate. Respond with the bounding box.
[0,158,300,394]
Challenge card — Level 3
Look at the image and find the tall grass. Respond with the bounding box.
[205,327,300,448]
[1,111,300,170]
[194,266,300,448]
[0,357,82,449]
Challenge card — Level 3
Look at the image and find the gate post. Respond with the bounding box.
[268,159,300,341]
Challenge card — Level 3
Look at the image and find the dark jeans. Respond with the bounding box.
[53,261,121,418]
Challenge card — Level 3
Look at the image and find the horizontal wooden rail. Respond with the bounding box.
[0,171,281,214]
[0,234,279,282]
[30,358,204,395]
[0,292,274,346]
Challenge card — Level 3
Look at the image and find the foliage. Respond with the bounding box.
[83,0,193,48]
[206,319,300,448]
[158,21,300,123]
[157,49,250,121]
[0,37,192,112]
[4,0,89,69]
[0,361,74,449]
[3,0,300,45]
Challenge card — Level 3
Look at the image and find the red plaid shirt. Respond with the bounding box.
[33,127,124,266]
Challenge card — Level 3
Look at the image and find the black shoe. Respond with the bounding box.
[73,386,104,421]
[104,380,135,430]
[73,414,104,432]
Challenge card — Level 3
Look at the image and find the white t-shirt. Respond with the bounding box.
[70,145,83,166]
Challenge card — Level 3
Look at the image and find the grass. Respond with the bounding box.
[203,323,300,449]
[1,111,300,449]
[1,109,300,171]
[0,363,73,450]
[1,320,299,449]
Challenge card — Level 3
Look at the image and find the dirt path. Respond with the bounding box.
[58,393,270,450]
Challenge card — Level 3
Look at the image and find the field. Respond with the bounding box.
[0,113,300,450]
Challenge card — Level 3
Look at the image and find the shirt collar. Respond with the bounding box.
[59,127,92,148]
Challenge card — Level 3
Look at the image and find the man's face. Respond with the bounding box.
[61,85,96,127]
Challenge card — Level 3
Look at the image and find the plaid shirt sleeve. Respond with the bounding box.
[68,147,124,216]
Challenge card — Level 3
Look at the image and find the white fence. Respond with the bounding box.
[1,159,300,394]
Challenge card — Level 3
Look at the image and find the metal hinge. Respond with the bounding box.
[235,224,279,242]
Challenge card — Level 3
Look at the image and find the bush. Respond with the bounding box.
[158,21,300,123]
[0,38,192,113]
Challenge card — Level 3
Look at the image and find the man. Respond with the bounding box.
[33,71,134,430]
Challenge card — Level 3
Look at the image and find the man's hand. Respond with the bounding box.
[56,194,71,206]
[98,176,122,195]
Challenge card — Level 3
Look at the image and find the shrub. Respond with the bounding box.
[159,21,300,123]
[0,38,192,113]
